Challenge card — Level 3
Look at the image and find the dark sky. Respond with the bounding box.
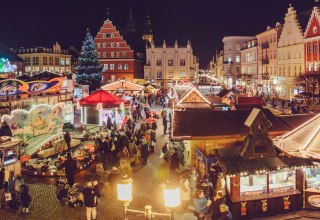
[0,0,316,68]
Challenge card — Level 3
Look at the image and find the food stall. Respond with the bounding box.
[218,108,315,219]
[273,114,320,210]
[0,136,21,180]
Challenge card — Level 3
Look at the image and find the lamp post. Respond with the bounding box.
[117,176,180,220]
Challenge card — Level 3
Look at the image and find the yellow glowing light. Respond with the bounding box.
[163,187,181,208]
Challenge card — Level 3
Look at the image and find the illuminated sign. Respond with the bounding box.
[0,58,17,73]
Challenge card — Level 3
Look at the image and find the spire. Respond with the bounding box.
[126,1,136,33]
[142,6,153,43]
[106,8,110,20]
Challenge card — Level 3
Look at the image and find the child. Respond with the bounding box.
[20,184,31,213]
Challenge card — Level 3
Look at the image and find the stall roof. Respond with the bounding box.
[101,80,144,92]
[173,108,290,137]
[79,90,127,107]
[274,114,320,160]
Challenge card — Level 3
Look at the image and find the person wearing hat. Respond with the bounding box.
[82,182,98,220]
[58,152,77,187]
[211,191,226,220]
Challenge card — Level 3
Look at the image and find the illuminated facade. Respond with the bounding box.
[240,40,258,86]
[15,42,73,75]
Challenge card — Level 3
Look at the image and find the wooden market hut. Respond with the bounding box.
[217,108,315,219]
[101,80,144,93]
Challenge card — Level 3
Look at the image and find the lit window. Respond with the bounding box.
[111,52,114,57]
[308,44,312,53]
[60,58,65,66]
[97,43,101,48]
[156,71,162,78]
[122,52,126,57]
[118,64,122,70]
[66,58,70,65]
[156,60,162,66]
[180,59,186,66]
[103,53,106,58]
[227,57,232,63]
[314,44,318,53]
[269,171,295,193]
[180,72,186,78]
[315,62,318,72]
[168,71,173,78]
[240,175,267,196]
[103,43,106,48]
[117,52,120,57]
[110,64,115,70]
[111,34,114,38]
[236,55,240,63]
[117,43,120,47]
[308,63,312,72]
[103,64,108,71]
[111,43,114,47]
[32,57,39,65]
[168,59,173,66]
[103,34,106,38]
[124,64,129,70]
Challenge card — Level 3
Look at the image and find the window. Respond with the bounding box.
[156,71,162,78]
[111,43,114,48]
[227,57,232,63]
[180,59,186,66]
[25,57,31,65]
[97,43,101,48]
[49,57,53,65]
[240,175,267,196]
[122,52,126,57]
[117,43,120,47]
[66,58,70,65]
[235,55,240,63]
[32,57,39,65]
[168,71,173,78]
[105,33,111,38]
[60,58,65,66]
[98,53,101,57]
[43,57,48,65]
[124,64,129,70]
[236,67,240,74]
[117,52,120,57]
[180,72,186,78]
[111,52,114,57]
[168,59,174,66]
[308,44,312,53]
[103,43,106,48]
[315,63,318,72]
[103,53,106,58]
[269,171,295,193]
[308,63,312,72]
[306,168,320,191]
[103,64,108,71]
[55,58,59,65]
[110,64,115,70]
[111,34,114,38]
[314,44,318,53]
[118,64,122,70]
[156,60,162,66]
[103,34,106,38]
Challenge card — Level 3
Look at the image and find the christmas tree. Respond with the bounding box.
[76,29,102,92]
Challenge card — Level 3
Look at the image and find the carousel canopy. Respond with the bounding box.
[101,80,144,92]
[274,114,320,160]
[79,89,127,107]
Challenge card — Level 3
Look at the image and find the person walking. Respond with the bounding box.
[20,184,31,213]
[140,136,149,165]
[193,189,211,220]
[64,130,72,151]
[162,114,168,135]
[83,182,98,220]
[58,152,77,187]
[0,168,5,208]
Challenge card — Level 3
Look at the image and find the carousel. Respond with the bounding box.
[79,89,131,129]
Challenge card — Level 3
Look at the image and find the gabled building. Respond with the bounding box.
[277,4,311,99]
[304,6,320,74]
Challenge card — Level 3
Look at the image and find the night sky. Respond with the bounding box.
[0,0,316,68]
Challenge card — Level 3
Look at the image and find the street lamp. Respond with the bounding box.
[117,176,180,220]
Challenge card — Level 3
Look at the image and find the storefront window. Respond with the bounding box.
[240,174,267,196]
[306,168,320,191]
[269,171,295,193]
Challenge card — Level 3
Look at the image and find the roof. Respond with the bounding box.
[279,114,315,130]
[274,114,320,160]
[237,97,266,106]
[176,87,211,108]
[218,146,314,175]
[173,108,290,137]
[216,87,239,98]
[101,80,144,92]
[80,89,127,107]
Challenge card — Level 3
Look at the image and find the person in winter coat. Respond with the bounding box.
[64,130,72,150]
[161,143,170,162]
[82,182,98,220]
[197,175,213,200]
[189,168,199,197]
[7,171,15,193]
[211,191,226,220]
[20,184,31,213]
[170,148,180,172]
[218,204,232,220]
[215,172,226,197]
[180,176,191,210]
[193,189,211,220]
[140,137,149,165]
[58,153,77,187]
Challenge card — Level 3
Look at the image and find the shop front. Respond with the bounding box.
[305,166,320,209]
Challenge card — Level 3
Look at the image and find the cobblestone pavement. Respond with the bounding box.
[1,105,320,220]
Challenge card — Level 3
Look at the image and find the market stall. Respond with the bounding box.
[274,114,320,210]
[218,108,315,219]
[79,89,130,128]
[101,80,144,94]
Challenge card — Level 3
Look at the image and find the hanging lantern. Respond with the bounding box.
[96,103,103,111]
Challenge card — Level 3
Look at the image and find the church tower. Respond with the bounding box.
[126,3,136,33]
[142,14,153,43]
